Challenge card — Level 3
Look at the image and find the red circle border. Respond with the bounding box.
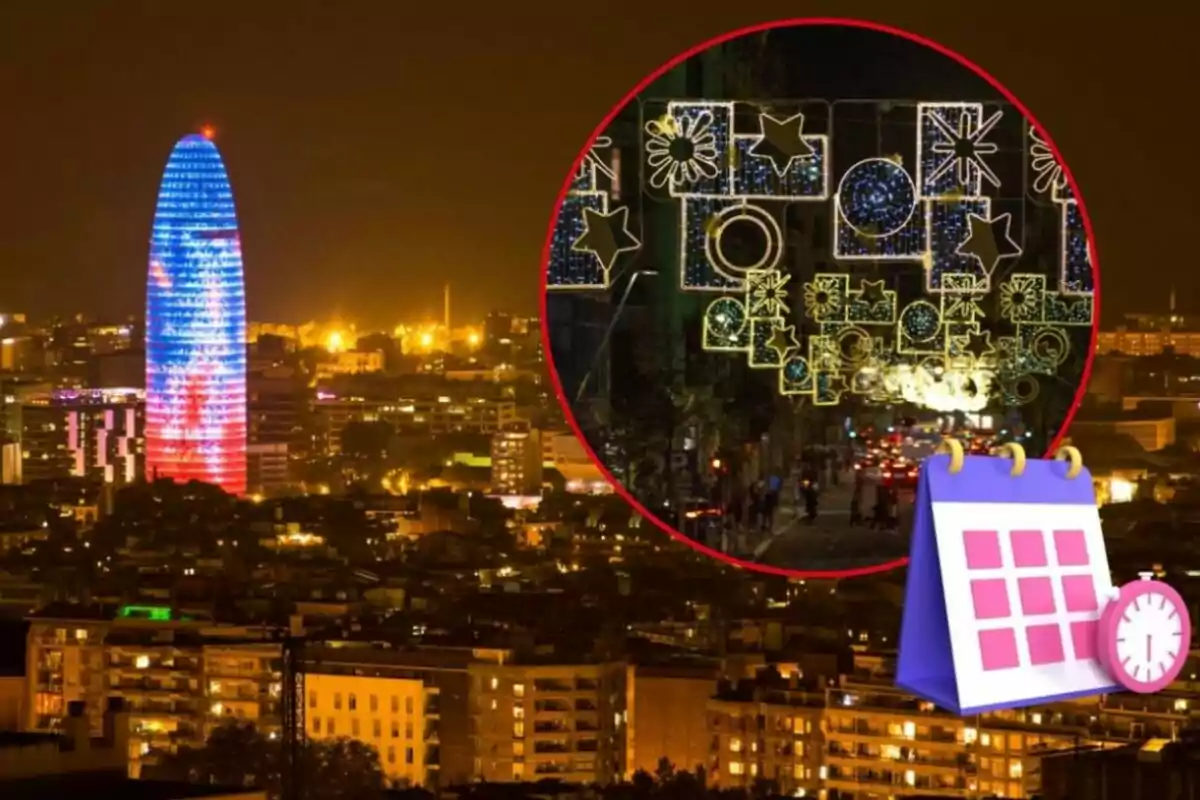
[537,17,1102,579]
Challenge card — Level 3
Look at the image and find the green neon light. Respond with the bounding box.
[117,605,172,621]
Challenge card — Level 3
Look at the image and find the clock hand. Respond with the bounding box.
[1146,633,1152,663]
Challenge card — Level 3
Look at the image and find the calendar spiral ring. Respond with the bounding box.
[992,442,1027,477]
[936,437,965,474]
[1053,445,1083,479]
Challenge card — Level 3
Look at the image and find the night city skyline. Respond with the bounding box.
[5,7,1200,800]
[0,3,1194,326]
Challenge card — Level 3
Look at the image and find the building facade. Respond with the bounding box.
[145,131,248,495]
[469,661,627,785]
[18,389,143,485]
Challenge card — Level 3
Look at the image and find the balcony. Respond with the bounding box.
[533,680,574,693]
[533,741,571,754]
[534,700,571,714]
[533,721,570,735]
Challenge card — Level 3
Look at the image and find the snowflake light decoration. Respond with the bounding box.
[927,109,1003,188]
[644,110,721,190]
[746,270,791,318]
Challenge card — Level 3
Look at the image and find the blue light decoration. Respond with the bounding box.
[547,192,609,288]
[833,158,927,260]
[840,159,917,235]
[145,131,247,496]
[926,198,992,291]
[731,135,828,199]
[1060,202,1093,293]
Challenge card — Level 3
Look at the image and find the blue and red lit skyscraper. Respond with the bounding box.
[144,130,247,495]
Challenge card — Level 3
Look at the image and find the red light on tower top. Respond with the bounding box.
[200,124,216,140]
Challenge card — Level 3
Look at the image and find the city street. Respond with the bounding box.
[752,471,912,572]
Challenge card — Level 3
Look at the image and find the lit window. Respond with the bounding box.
[1176,699,1189,712]
[1010,762,1023,778]
[905,770,916,786]
[729,738,742,753]
[513,722,524,737]
[514,683,525,698]
[729,762,744,776]
[963,727,978,744]
[902,721,916,739]
[135,655,150,669]
[818,766,828,780]
[490,677,499,690]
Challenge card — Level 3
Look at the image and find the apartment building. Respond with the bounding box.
[695,670,1200,800]
[469,661,627,785]
[25,606,282,775]
[705,680,825,796]
[305,673,435,787]
[302,644,477,787]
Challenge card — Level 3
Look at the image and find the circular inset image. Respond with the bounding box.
[541,19,1100,577]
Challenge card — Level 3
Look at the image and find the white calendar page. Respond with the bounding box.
[932,501,1120,710]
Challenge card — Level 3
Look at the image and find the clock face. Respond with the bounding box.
[1101,581,1190,693]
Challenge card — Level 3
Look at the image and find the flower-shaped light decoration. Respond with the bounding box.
[644,109,721,190]
[1000,274,1042,321]
[803,276,844,320]
[1028,125,1067,195]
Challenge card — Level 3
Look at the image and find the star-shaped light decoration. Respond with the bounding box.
[748,112,817,177]
[960,330,996,361]
[572,206,642,272]
[927,109,1003,188]
[746,270,791,318]
[857,279,889,309]
[955,213,1022,275]
[766,324,801,359]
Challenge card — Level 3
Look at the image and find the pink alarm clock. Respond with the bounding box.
[1097,572,1191,694]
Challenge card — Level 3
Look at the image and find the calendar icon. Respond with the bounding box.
[896,441,1121,714]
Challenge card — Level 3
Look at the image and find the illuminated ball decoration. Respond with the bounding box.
[836,157,918,238]
[900,300,941,343]
[145,133,248,496]
[705,297,748,345]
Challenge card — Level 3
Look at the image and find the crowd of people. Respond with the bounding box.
[692,444,905,558]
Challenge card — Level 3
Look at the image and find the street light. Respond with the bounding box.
[573,269,659,404]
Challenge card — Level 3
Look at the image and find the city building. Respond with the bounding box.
[546,432,610,494]
[25,605,281,776]
[1,700,263,798]
[304,644,475,787]
[1038,738,1200,800]
[17,388,144,485]
[144,131,248,496]
[314,392,518,454]
[315,349,385,379]
[491,428,543,495]
[305,672,435,787]
[626,665,716,777]
[469,660,627,785]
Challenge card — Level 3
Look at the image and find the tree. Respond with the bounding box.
[149,721,387,800]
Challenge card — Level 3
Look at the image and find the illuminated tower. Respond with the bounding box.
[144,129,247,495]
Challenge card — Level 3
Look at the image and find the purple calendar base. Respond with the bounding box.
[895,677,1119,718]
[895,453,1120,716]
